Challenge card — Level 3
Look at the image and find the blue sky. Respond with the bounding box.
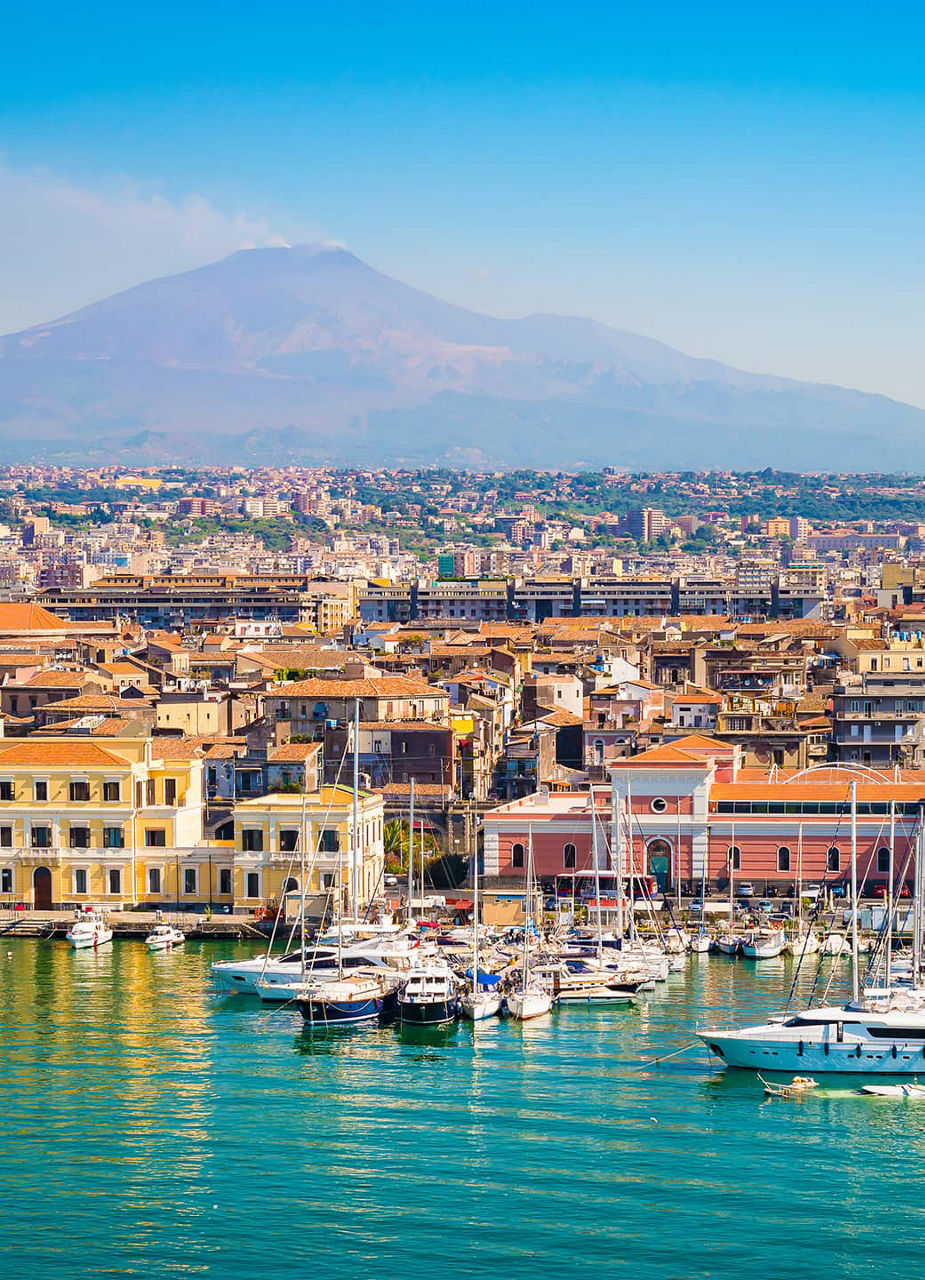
[2,2,924,403]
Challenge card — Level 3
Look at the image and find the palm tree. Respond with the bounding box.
[383,818,438,872]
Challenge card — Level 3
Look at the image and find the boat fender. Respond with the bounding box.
[798,1041,804,1056]
[824,1043,829,1056]
[856,1044,862,1059]
[892,1045,898,1060]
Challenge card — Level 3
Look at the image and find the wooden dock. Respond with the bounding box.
[0,911,269,941]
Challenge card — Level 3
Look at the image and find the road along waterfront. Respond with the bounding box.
[2,939,925,1280]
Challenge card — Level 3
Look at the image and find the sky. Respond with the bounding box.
[1,2,924,404]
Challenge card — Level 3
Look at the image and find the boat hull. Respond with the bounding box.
[460,993,501,1021]
[397,998,457,1026]
[507,991,553,1020]
[701,1031,925,1074]
[67,929,113,949]
[297,996,387,1026]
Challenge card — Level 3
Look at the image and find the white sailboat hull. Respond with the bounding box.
[507,989,553,1020]
[690,936,712,954]
[460,992,502,1021]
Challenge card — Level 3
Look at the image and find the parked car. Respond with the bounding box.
[756,899,774,914]
[735,882,755,898]
[830,883,848,899]
[801,884,823,901]
[873,883,912,899]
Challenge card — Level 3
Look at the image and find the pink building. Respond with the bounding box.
[483,734,922,892]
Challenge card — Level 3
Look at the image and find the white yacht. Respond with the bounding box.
[66,910,112,949]
[700,996,925,1074]
[742,928,786,959]
[212,933,429,996]
[145,924,185,951]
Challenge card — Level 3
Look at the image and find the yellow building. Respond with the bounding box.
[233,785,385,912]
[0,737,211,910]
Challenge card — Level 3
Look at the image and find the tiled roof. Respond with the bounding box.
[268,742,323,761]
[23,670,99,688]
[0,603,69,631]
[272,676,445,699]
[0,741,126,767]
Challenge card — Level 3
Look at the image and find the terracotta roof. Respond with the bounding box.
[268,742,323,762]
[0,741,126,767]
[22,670,99,688]
[32,716,135,737]
[41,695,154,712]
[0,603,69,631]
[272,676,446,699]
[536,708,583,727]
[673,693,723,705]
[711,781,925,803]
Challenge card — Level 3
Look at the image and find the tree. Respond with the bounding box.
[383,818,438,871]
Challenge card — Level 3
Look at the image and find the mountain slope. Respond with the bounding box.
[0,243,920,468]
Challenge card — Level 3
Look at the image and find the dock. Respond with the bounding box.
[0,909,270,941]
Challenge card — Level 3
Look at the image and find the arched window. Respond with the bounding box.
[826,846,840,872]
[877,847,890,874]
[512,842,525,869]
[777,846,791,872]
[282,876,299,893]
[563,843,577,869]
[727,845,741,870]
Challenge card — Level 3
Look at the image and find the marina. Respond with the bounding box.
[3,933,925,1279]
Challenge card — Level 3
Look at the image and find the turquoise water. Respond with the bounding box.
[2,941,924,1280]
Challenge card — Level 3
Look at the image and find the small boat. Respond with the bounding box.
[787,929,820,957]
[859,1081,925,1099]
[397,965,458,1026]
[742,929,786,960]
[759,1074,819,1098]
[506,984,553,1020]
[145,924,185,951]
[715,933,744,956]
[690,933,712,954]
[296,975,394,1027]
[66,910,113,950]
[460,989,502,1021]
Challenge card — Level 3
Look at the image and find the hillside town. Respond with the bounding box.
[2,464,925,913]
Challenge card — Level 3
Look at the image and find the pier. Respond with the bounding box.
[0,908,269,941]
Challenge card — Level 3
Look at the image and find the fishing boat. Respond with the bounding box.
[715,932,744,956]
[296,975,395,1027]
[742,928,786,959]
[145,923,185,951]
[66,909,112,949]
[397,963,458,1026]
[759,1074,819,1098]
[506,825,553,1022]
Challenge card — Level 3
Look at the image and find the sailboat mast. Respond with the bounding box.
[300,793,307,985]
[590,786,603,967]
[613,782,624,940]
[850,780,859,1003]
[887,799,895,988]
[915,807,924,989]
[352,697,360,924]
[408,776,415,922]
[523,824,533,987]
[472,799,479,990]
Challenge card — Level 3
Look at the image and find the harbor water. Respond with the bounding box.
[3,940,925,1279]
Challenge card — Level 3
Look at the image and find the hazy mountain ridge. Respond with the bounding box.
[0,243,921,468]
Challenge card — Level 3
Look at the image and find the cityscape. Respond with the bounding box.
[3,4,923,1280]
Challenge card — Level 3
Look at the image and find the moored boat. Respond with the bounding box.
[397,965,458,1026]
[145,924,185,951]
[742,928,786,959]
[296,975,394,1027]
[66,910,112,950]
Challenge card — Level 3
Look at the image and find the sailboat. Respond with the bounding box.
[460,812,501,1021]
[690,842,711,953]
[506,825,553,1020]
[699,778,925,1074]
[296,700,395,1027]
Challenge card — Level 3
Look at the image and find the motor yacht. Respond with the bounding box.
[145,924,185,951]
[66,910,112,950]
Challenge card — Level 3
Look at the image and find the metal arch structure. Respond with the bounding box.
[782,762,894,786]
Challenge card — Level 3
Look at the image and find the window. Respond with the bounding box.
[31,826,51,849]
[184,868,197,895]
[0,781,14,801]
[34,780,48,802]
[242,829,264,853]
[0,869,11,893]
[145,779,156,805]
[650,797,668,814]
[827,846,840,872]
[108,868,121,895]
[69,826,90,849]
[728,845,741,871]
[563,843,577,869]
[164,778,177,806]
[320,828,339,853]
[777,846,791,872]
[148,868,162,894]
[74,868,87,895]
[279,829,299,853]
[69,780,90,802]
[103,827,124,849]
[877,847,890,873]
[246,871,260,898]
[103,781,120,802]
[219,868,232,896]
[144,829,166,847]
[0,827,11,849]
[512,842,525,869]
